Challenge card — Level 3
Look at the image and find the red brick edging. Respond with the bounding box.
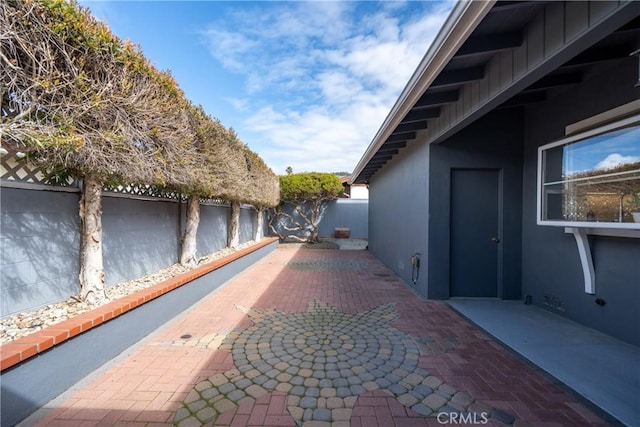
[0,237,279,372]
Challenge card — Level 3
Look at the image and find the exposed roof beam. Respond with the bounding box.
[616,16,640,32]
[386,132,416,142]
[349,0,496,185]
[498,91,547,108]
[360,170,380,177]
[525,72,582,91]
[490,1,536,11]
[562,44,633,67]
[392,121,428,134]
[381,141,407,150]
[414,90,459,108]
[431,66,485,87]
[401,107,441,123]
[377,148,399,156]
[455,31,522,57]
[370,155,393,162]
[367,160,388,166]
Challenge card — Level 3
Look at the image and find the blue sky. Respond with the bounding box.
[563,125,640,174]
[80,1,453,175]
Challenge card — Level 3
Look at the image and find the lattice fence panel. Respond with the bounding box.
[200,197,226,206]
[0,153,78,187]
[1,154,247,206]
[103,183,186,201]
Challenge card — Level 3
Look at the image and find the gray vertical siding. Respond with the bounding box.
[427,1,639,147]
[366,10,639,347]
[0,188,80,315]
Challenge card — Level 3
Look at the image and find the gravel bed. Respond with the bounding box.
[0,240,259,345]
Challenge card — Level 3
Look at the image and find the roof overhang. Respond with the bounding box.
[350,1,640,184]
[350,0,495,184]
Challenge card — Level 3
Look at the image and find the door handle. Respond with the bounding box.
[491,237,501,243]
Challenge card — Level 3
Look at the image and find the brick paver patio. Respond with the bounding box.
[33,245,607,426]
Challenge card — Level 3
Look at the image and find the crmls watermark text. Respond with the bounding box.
[437,412,490,425]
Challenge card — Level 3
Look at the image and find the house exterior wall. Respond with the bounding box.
[428,108,524,300]
[521,57,640,346]
[426,1,640,147]
[368,135,430,296]
[349,185,369,200]
[365,22,639,347]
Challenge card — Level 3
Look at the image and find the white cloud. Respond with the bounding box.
[201,29,259,73]
[595,153,640,170]
[200,1,452,173]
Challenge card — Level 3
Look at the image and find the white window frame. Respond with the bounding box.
[536,114,640,231]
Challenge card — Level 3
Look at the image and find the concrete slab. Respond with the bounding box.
[320,237,368,250]
[448,298,640,426]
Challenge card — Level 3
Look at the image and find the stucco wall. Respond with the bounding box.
[521,57,640,346]
[239,206,256,244]
[365,39,639,347]
[103,196,179,285]
[318,199,368,238]
[0,188,80,315]
[0,189,258,318]
[197,204,229,257]
[269,199,369,240]
[1,240,279,427]
[368,136,430,296]
[428,108,524,300]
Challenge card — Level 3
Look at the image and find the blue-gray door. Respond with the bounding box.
[450,169,501,297]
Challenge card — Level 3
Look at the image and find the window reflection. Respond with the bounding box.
[542,123,640,224]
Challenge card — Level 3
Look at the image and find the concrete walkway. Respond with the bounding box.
[26,246,609,426]
[448,299,639,426]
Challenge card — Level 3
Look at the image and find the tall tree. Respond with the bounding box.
[2,0,192,301]
[269,172,343,243]
[1,0,280,298]
[242,147,279,241]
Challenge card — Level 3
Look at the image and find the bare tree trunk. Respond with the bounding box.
[267,207,285,241]
[228,201,240,248]
[79,173,107,305]
[254,207,264,241]
[180,196,200,267]
[309,198,323,243]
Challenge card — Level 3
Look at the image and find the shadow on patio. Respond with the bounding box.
[23,244,619,426]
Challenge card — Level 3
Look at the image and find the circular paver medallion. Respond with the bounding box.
[173,300,515,426]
